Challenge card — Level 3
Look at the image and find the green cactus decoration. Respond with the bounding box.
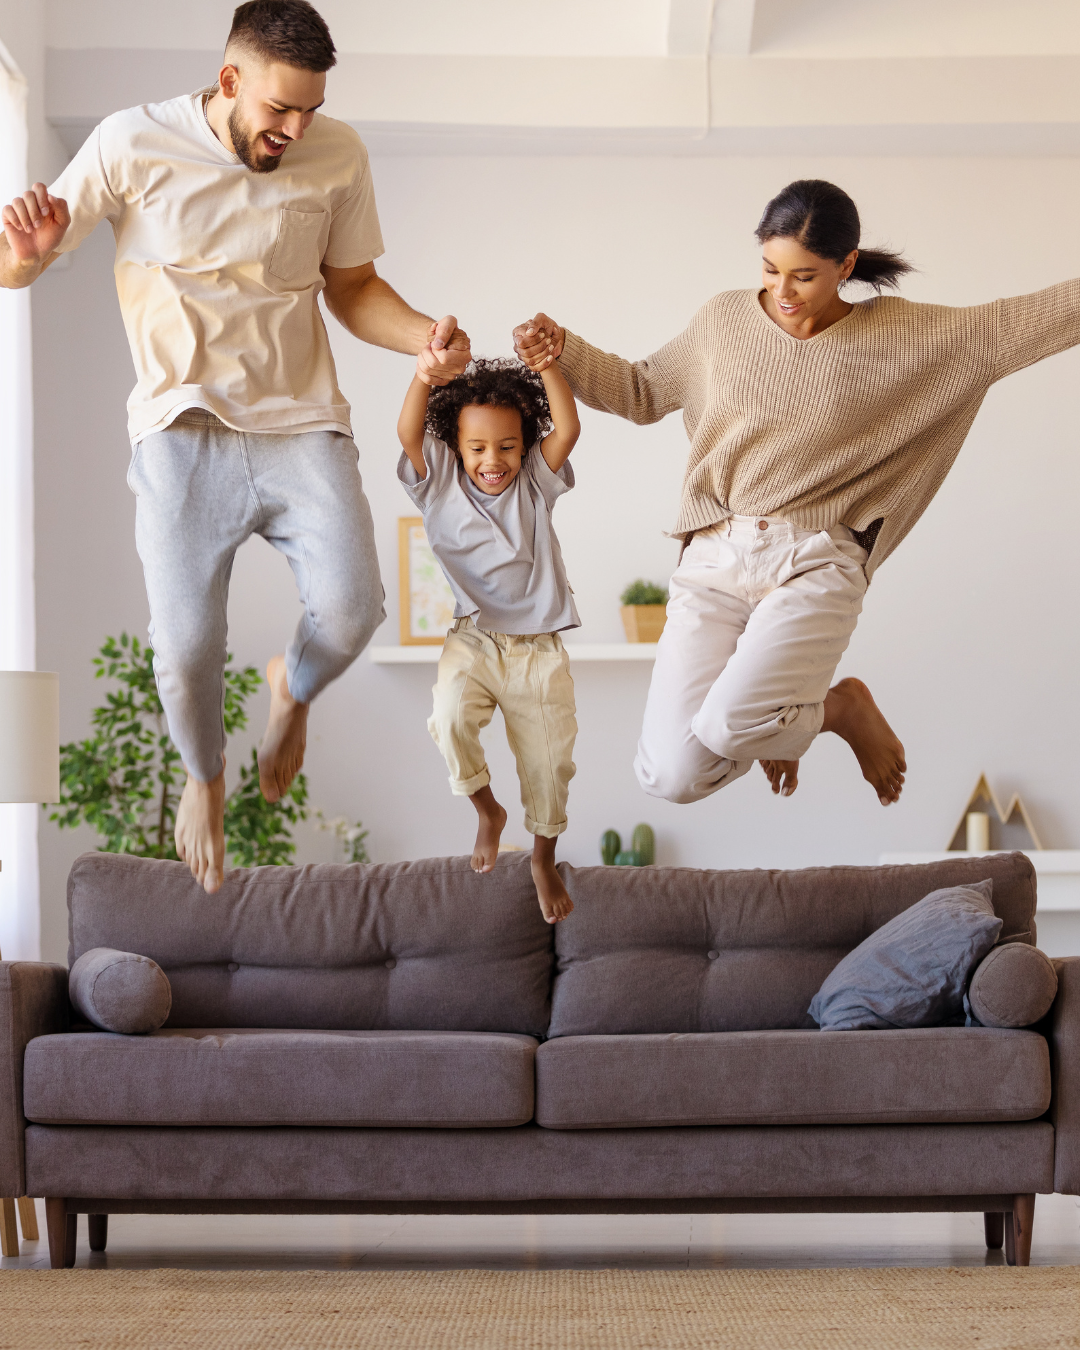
[631,823,655,866]
[602,825,655,866]
[600,830,621,866]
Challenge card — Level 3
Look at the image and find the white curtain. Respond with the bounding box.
[0,39,40,961]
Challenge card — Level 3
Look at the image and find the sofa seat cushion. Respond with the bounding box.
[534,1029,1050,1129]
[24,1029,538,1128]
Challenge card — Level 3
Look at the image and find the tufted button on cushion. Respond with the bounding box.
[227,963,239,974]
[707,950,719,960]
[68,947,172,1035]
[385,958,396,970]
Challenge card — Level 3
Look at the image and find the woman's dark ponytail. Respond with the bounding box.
[755,179,913,292]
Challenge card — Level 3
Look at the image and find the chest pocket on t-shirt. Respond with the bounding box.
[268,208,328,285]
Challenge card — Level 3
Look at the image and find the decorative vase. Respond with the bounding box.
[620,605,667,643]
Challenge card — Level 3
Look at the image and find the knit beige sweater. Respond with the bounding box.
[558,282,1080,577]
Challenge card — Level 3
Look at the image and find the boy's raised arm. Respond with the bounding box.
[397,371,431,479]
[516,321,580,471]
[537,360,580,474]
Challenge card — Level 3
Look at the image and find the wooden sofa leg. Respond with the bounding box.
[87,1214,108,1253]
[984,1212,1005,1250]
[17,1198,39,1242]
[1006,1194,1035,1267]
[45,1200,76,1269]
[0,1199,18,1257]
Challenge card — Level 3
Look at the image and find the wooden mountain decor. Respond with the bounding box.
[946,774,1044,852]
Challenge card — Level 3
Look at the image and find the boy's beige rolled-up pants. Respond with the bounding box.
[635,515,868,803]
[428,618,577,838]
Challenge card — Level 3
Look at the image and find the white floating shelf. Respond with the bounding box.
[879,851,1080,913]
[369,643,658,664]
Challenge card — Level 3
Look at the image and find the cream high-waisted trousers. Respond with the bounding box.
[635,515,868,803]
[428,617,577,838]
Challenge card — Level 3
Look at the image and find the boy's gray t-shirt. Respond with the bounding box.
[397,432,580,636]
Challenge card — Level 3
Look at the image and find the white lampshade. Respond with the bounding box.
[0,672,59,803]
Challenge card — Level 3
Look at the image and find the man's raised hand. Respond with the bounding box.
[513,313,564,372]
[418,314,470,387]
[2,183,69,266]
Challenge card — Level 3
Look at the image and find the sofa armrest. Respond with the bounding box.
[1050,957,1080,1194]
[0,962,68,1195]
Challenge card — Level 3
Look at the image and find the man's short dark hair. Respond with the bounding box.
[227,0,337,73]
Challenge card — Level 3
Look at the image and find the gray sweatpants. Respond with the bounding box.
[128,411,385,783]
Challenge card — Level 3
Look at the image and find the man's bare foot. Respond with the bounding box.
[175,770,226,894]
[258,655,308,803]
[470,785,507,872]
[822,677,906,805]
[531,835,573,924]
[760,759,800,796]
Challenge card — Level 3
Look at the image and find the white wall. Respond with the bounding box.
[31,149,1080,962]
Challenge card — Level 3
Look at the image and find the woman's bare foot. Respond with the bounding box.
[470,785,507,872]
[258,655,309,803]
[822,677,906,805]
[175,770,226,894]
[531,835,573,924]
[760,759,800,796]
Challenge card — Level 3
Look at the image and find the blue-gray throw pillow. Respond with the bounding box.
[809,879,1002,1030]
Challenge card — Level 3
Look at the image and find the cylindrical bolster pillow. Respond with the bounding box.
[68,947,172,1034]
[967,943,1058,1028]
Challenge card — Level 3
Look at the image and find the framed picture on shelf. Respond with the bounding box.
[398,517,455,645]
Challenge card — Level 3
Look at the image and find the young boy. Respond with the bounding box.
[397,348,581,923]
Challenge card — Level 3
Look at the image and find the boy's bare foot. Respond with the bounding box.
[760,759,800,796]
[470,785,507,872]
[531,836,573,924]
[175,769,226,894]
[822,677,906,805]
[258,655,308,803]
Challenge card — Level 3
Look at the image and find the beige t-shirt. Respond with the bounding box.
[50,89,385,442]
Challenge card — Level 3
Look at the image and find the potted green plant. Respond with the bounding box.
[619,579,668,643]
[50,633,308,866]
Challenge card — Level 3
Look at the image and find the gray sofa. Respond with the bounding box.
[1,848,1075,1269]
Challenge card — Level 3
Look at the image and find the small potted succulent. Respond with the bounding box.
[620,579,668,643]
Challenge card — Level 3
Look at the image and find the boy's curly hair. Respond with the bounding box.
[425,358,552,453]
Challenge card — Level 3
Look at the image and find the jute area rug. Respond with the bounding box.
[0,1266,1077,1350]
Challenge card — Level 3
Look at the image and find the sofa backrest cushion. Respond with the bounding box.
[67,852,553,1035]
[549,852,1037,1037]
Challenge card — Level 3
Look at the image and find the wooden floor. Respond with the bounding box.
[3,1196,1078,1272]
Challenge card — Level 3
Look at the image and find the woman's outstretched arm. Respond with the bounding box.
[513,312,687,426]
[990,277,1080,382]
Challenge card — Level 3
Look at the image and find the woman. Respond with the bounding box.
[513,179,1080,807]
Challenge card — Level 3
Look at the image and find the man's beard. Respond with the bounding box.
[228,100,283,174]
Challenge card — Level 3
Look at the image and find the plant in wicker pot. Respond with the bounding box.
[620,579,668,643]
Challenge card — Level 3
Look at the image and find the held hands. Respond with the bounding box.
[416,314,471,387]
[2,183,70,263]
[513,313,564,372]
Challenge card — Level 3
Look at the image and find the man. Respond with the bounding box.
[1,0,469,893]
